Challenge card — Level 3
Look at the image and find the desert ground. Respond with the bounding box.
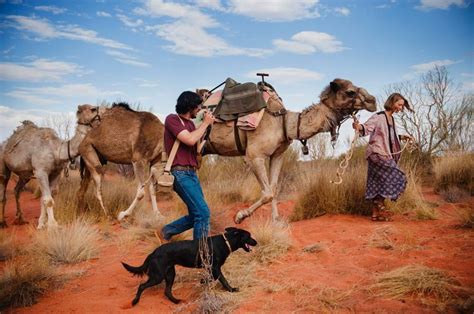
[1,164,473,313]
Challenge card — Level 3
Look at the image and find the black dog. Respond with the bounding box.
[122,227,257,305]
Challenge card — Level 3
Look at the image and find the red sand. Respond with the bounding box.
[2,181,473,313]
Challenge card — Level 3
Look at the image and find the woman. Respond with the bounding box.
[353,93,413,221]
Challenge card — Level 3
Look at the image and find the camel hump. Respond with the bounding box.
[112,102,136,112]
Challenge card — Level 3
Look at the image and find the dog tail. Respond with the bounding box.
[121,255,151,277]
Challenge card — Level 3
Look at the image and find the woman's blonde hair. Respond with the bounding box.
[384,93,413,112]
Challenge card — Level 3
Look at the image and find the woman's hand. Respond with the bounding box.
[352,121,361,131]
[400,134,414,141]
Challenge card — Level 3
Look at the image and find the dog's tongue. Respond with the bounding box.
[245,244,251,251]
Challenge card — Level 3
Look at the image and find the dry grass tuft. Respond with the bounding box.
[0,230,18,261]
[368,226,395,250]
[433,152,474,198]
[248,217,292,263]
[440,186,471,203]
[53,173,138,223]
[0,258,54,309]
[381,168,436,220]
[292,153,371,221]
[288,283,352,312]
[30,219,100,264]
[371,265,462,308]
[199,156,261,209]
[453,207,474,229]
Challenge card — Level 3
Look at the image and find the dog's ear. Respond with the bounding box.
[225,227,238,233]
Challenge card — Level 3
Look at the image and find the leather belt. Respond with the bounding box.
[171,165,196,171]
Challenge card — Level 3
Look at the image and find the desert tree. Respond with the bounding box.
[383,66,473,155]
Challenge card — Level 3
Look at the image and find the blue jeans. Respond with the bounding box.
[162,170,210,240]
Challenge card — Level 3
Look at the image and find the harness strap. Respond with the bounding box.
[222,233,232,253]
[233,120,245,154]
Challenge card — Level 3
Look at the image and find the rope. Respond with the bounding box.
[330,115,417,185]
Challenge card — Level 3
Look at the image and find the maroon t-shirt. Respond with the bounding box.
[164,114,198,168]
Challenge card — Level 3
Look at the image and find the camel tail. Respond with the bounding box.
[121,255,151,277]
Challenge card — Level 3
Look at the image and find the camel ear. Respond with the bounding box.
[330,81,341,93]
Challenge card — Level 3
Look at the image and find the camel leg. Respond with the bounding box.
[90,168,108,218]
[268,153,285,222]
[81,146,108,218]
[235,157,273,224]
[117,161,147,221]
[0,166,11,228]
[35,170,58,229]
[13,177,29,225]
[77,167,91,212]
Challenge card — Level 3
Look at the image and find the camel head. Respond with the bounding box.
[76,104,101,127]
[320,79,377,115]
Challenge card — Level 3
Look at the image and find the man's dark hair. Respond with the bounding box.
[176,91,202,114]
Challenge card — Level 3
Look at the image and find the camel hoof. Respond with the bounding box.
[117,211,128,221]
[13,218,29,226]
[47,221,59,229]
[0,221,7,228]
[234,212,246,224]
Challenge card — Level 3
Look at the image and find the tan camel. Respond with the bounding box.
[77,103,164,221]
[0,105,100,229]
[202,78,377,223]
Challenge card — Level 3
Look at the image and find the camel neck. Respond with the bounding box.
[286,103,338,140]
[57,124,90,162]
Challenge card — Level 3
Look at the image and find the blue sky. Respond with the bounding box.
[0,0,473,147]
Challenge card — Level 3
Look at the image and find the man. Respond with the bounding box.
[160,91,215,240]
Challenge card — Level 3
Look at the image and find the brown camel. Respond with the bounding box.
[0,105,100,229]
[77,103,164,221]
[202,78,377,223]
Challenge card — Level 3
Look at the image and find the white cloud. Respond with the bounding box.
[410,59,460,73]
[6,15,132,50]
[0,59,85,82]
[34,5,67,14]
[150,21,269,57]
[97,11,112,17]
[334,7,350,16]
[417,0,466,10]
[195,0,223,10]
[228,0,320,21]
[0,106,64,141]
[274,31,347,54]
[105,50,151,67]
[246,67,323,85]
[5,83,124,106]
[117,14,143,28]
[139,0,270,57]
[462,81,474,91]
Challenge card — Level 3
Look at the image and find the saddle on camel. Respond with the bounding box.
[196,75,287,154]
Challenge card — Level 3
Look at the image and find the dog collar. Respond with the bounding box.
[222,233,232,253]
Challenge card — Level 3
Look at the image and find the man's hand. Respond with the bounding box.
[400,134,414,141]
[203,110,215,126]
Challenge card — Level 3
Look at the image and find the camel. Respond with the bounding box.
[201,78,377,224]
[0,105,100,229]
[77,103,164,221]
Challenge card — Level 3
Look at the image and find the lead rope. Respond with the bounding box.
[330,114,417,185]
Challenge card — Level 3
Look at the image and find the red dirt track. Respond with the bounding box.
[2,181,473,313]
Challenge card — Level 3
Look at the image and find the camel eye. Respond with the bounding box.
[91,107,97,112]
[346,90,356,97]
